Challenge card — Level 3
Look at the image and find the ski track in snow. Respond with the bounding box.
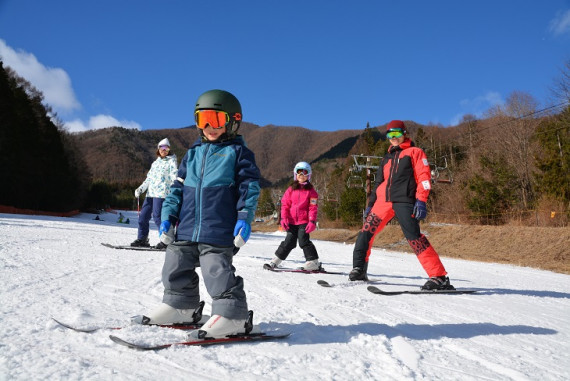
[1,211,569,380]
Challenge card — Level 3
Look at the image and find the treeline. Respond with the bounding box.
[0,62,90,212]
[0,62,135,212]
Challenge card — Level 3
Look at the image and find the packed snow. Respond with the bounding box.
[1,211,569,380]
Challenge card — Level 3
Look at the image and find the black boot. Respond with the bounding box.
[421,276,454,290]
[349,262,369,281]
[131,237,150,247]
[154,242,167,250]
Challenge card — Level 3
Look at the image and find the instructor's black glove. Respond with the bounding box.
[412,200,427,221]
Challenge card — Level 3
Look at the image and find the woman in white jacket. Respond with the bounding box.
[131,138,178,249]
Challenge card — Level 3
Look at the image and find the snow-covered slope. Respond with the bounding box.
[1,211,568,380]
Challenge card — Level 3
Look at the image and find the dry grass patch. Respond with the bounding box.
[252,222,570,275]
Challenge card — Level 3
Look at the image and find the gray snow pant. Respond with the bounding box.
[161,241,248,320]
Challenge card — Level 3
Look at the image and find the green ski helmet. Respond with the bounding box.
[194,89,242,139]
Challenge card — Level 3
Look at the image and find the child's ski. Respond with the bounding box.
[263,263,342,275]
[109,332,291,350]
[52,318,204,333]
[316,279,381,288]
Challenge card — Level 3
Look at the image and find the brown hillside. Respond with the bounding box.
[240,123,363,183]
[73,123,364,185]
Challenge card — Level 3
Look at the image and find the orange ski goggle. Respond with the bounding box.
[194,110,241,129]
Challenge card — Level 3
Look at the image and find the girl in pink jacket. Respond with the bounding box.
[266,162,321,271]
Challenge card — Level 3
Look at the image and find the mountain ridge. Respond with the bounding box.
[72,122,369,186]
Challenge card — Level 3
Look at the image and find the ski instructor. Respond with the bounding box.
[349,120,454,290]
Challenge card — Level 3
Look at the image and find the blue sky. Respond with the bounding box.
[0,1,569,132]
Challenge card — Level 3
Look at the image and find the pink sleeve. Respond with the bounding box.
[280,188,292,221]
[308,189,319,221]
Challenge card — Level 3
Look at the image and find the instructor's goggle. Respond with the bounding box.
[194,110,242,129]
[386,129,404,139]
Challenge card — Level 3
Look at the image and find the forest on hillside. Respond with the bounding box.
[1,59,569,227]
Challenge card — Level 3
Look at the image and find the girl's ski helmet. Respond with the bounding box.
[294,161,312,181]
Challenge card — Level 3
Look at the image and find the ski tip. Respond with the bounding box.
[367,285,381,293]
[317,280,332,287]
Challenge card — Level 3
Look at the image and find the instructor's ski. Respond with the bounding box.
[109,332,291,350]
[367,285,477,295]
[263,263,342,275]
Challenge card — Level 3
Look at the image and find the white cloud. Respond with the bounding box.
[0,39,81,112]
[1,39,144,132]
[65,115,142,133]
[549,9,570,36]
[450,91,504,126]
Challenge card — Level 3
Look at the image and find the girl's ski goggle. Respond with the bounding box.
[194,110,242,129]
[296,169,309,175]
[386,129,404,139]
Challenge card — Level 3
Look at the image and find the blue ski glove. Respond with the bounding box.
[233,219,251,248]
[412,200,427,221]
[159,220,175,245]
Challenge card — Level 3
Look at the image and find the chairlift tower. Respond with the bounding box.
[348,154,382,199]
[429,157,454,184]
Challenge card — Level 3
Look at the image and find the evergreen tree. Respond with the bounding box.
[466,156,518,224]
[0,61,90,211]
[339,187,366,226]
[256,188,275,217]
[533,107,570,204]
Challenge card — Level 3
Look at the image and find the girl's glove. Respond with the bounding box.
[305,221,316,234]
[280,219,290,231]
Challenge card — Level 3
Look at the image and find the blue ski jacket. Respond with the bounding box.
[161,135,260,246]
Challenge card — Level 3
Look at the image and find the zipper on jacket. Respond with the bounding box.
[193,143,210,241]
[386,150,401,202]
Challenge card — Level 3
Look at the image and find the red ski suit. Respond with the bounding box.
[353,138,446,277]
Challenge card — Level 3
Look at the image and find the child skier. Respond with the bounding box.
[266,161,321,271]
[349,120,453,290]
[134,90,261,338]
